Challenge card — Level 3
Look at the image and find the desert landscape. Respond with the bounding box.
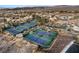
[0,5,79,53]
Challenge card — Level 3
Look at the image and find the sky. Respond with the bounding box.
[0,5,26,8]
[0,5,19,8]
[0,0,79,8]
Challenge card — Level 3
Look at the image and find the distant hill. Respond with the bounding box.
[1,5,79,12]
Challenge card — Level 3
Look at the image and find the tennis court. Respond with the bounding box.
[24,29,58,48]
[6,20,37,35]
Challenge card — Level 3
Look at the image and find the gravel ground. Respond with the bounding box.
[0,33,74,53]
[0,34,38,53]
[46,35,74,53]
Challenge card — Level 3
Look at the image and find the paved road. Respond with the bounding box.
[66,44,79,53]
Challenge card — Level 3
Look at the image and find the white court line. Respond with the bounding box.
[61,40,75,53]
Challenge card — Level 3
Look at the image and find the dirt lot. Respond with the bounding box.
[46,35,74,53]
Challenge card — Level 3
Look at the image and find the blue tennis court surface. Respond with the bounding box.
[24,29,58,48]
[6,20,37,35]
